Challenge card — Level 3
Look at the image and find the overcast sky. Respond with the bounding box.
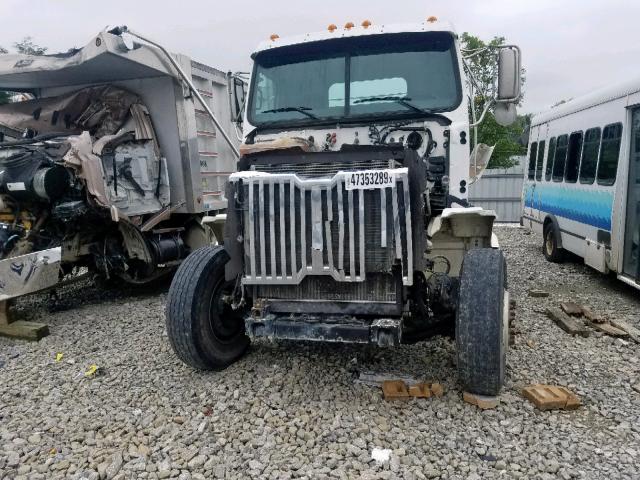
[1,0,639,115]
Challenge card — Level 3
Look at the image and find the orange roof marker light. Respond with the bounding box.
[328,24,338,33]
[344,22,355,30]
[427,16,438,23]
[361,20,372,29]
[270,34,280,41]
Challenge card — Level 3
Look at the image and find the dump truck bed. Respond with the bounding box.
[0,29,240,213]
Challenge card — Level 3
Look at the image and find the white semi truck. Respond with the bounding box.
[165,18,522,396]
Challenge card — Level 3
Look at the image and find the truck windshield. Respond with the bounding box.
[248,32,461,127]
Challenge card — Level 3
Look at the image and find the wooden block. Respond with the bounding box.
[560,301,583,317]
[580,306,606,324]
[463,392,500,409]
[382,380,410,401]
[0,321,49,341]
[609,319,640,344]
[0,300,11,326]
[528,290,550,298]
[546,307,590,337]
[522,384,581,411]
[430,383,444,397]
[408,383,431,398]
[589,321,629,338]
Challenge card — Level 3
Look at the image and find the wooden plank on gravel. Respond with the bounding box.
[0,320,49,341]
[580,305,606,323]
[588,321,629,338]
[560,301,583,317]
[609,319,640,343]
[546,307,590,337]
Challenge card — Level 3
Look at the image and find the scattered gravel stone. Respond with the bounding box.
[0,226,638,479]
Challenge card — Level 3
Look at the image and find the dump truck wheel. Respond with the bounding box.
[543,223,565,263]
[166,245,249,370]
[455,248,507,396]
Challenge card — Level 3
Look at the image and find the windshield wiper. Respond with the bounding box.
[353,96,451,124]
[261,106,319,120]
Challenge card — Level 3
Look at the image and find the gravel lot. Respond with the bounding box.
[1,226,639,480]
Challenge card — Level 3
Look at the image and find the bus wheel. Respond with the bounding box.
[543,223,565,263]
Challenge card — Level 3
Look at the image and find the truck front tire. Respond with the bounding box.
[166,245,249,370]
[455,248,508,396]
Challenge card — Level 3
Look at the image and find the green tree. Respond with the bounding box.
[13,37,47,56]
[462,33,527,168]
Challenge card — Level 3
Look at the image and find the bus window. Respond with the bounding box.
[579,127,601,184]
[535,140,545,181]
[565,131,583,183]
[597,123,623,185]
[545,137,556,181]
[552,135,568,182]
[528,142,538,180]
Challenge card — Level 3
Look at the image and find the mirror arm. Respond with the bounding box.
[469,99,495,128]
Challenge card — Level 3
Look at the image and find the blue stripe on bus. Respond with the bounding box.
[523,183,614,231]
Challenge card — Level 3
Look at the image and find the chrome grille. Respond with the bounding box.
[257,274,397,302]
[230,168,413,286]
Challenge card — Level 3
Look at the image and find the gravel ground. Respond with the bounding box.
[1,226,639,480]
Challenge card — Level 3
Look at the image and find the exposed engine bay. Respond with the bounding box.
[0,86,201,285]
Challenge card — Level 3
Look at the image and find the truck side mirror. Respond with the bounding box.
[497,47,521,102]
[494,46,521,126]
[229,75,247,125]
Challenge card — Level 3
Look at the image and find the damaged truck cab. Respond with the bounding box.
[166,19,521,395]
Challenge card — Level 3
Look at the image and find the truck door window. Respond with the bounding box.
[579,127,601,184]
[597,123,623,186]
[552,135,568,182]
[564,131,583,183]
[545,137,556,181]
[528,142,538,180]
[536,140,545,181]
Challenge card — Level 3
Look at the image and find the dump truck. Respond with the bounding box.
[0,28,245,328]
[165,19,522,395]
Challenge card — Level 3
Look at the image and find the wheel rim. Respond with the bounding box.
[208,277,244,343]
[545,229,554,255]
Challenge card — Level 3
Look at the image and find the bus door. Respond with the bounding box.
[532,125,548,220]
[623,108,640,282]
[524,129,540,221]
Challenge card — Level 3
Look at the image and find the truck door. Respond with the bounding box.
[623,108,640,282]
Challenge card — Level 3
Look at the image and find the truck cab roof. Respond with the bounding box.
[253,19,457,57]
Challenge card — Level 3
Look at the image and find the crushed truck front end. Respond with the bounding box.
[0,28,243,301]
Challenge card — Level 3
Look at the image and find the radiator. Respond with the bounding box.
[229,168,413,286]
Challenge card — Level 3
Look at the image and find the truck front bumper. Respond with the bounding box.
[245,314,402,347]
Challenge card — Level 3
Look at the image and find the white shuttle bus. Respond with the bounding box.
[522,77,640,290]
